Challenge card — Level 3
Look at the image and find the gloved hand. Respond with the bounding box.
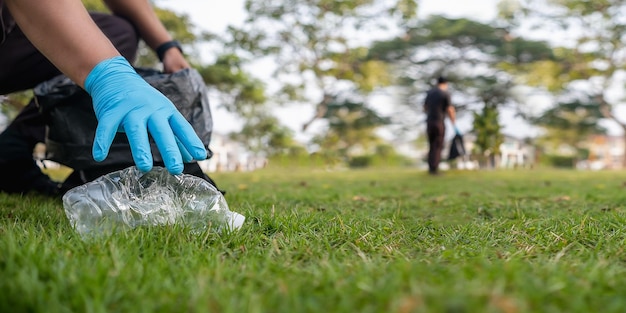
[84,56,207,174]
[454,125,461,135]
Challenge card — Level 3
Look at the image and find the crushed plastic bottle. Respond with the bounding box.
[63,166,244,238]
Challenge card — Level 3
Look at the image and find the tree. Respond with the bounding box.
[531,94,606,159]
[197,54,266,116]
[508,0,626,166]
[231,113,301,157]
[311,95,391,163]
[473,106,503,168]
[225,0,417,137]
[196,54,300,156]
[471,77,509,168]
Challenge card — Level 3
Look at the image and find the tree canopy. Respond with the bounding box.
[506,0,626,164]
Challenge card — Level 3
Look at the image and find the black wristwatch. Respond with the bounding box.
[156,40,183,62]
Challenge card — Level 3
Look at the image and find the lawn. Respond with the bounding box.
[1,167,626,313]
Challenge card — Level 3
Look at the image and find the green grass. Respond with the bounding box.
[2,167,626,313]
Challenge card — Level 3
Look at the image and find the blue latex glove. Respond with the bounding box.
[454,125,461,135]
[84,56,207,174]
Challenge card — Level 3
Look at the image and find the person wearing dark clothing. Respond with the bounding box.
[0,0,206,196]
[0,9,140,196]
[423,77,457,175]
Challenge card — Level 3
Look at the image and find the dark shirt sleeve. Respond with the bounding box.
[442,91,451,111]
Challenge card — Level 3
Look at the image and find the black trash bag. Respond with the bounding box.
[448,133,466,160]
[34,68,223,193]
[36,68,213,169]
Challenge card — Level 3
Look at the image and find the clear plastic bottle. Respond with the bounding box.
[62,166,244,238]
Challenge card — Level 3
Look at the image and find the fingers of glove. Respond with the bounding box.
[92,117,124,162]
[147,115,184,174]
[176,137,194,163]
[123,118,154,172]
[169,113,207,161]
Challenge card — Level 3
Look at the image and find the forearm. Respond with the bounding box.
[104,0,172,50]
[5,0,120,87]
[447,106,457,124]
[104,0,187,72]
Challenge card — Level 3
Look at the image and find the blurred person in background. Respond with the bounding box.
[423,76,458,175]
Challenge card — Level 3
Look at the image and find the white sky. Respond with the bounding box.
[158,0,609,141]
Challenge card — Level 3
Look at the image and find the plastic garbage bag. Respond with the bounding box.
[448,133,466,160]
[63,166,244,239]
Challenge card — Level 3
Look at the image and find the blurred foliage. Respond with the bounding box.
[196,54,266,115]
[509,0,626,165]
[230,113,303,157]
[226,0,418,145]
[531,96,606,158]
[196,54,295,156]
[472,106,503,168]
[82,0,109,11]
[311,96,390,162]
